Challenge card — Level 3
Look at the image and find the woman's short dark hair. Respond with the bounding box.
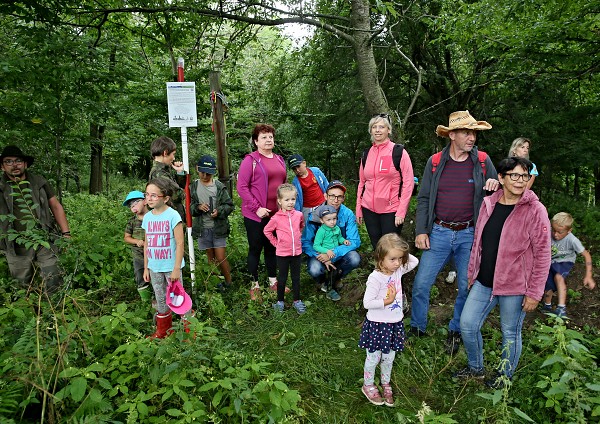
[251,124,275,145]
[496,157,533,175]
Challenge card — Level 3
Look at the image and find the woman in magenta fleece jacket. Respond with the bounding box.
[236,124,287,300]
[456,157,551,388]
[356,114,414,249]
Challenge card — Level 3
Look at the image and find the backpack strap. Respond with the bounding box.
[431,151,443,173]
[431,150,487,176]
[477,150,487,178]
[392,144,404,172]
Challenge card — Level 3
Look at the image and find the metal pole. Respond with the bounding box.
[178,57,196,287]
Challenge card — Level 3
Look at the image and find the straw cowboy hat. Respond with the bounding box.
[435,111,492,137]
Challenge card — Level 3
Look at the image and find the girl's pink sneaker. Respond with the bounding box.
[381,383,394,407]
[361,385,384,406]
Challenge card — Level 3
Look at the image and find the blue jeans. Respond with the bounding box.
[307,251,361,283]
[460,281,525,378]
[410,224,474,332]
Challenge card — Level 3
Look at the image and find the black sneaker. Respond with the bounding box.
[409,326,427,337]
[445,330,462,354]
[453,366,485,379]
[485,374,511,390]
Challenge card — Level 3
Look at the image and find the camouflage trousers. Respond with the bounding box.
[5,244,62,294]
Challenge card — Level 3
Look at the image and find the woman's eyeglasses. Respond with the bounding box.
[505,173,532,182]
[144,193,165,200]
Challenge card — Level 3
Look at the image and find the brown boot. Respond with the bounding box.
[147,313,173,339]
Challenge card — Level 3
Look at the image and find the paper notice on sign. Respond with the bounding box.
[167,82,198,127]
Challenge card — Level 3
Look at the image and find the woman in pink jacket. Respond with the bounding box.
[264,184,306,314]
[356,114,415,249]
[236,124,287,300]
[454,157,551,389]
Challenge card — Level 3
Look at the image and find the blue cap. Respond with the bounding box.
[123,190,145,206]
[197,155,217,174]
[288,154,304,168]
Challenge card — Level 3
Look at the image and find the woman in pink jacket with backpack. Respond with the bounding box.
[264,184,306,314]
[356,114,415,249]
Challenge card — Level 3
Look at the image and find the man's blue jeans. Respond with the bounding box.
[307,251,361,283]
[460,281,525,378]
[410,224,474,333]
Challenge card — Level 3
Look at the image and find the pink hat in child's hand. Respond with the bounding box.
[166,279,193,315]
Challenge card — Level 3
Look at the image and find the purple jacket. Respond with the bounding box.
[236,151,286,222]
[468,189,551,301]
[263,209,304,257]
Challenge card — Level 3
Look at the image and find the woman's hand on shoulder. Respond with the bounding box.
[256,207,271,218]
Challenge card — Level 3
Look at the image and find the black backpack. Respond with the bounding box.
[361,143,404,171]
[360,143,406,197]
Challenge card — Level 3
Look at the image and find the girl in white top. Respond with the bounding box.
[358,233,418,407]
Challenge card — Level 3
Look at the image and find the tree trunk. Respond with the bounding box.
[350,0,389,118]
[573,168,580,198]
[89,123,104,194]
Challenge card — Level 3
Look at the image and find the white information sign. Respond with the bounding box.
[166,82,198,127]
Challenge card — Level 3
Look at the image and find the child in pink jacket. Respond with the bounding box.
[264,184,306,314]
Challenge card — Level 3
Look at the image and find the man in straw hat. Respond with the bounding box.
[410,111,500,354]
[0,145,70,295]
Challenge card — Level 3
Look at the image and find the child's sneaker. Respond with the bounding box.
[249,286,261,301]
[273,301,284,312]
[381,383,394,407]
[445,270,457,284]
[541,303,553,312]
[293,300,306,315]
[553,305,568,318]
[361,385,384,406]
[269,282,291,294]
[326,289,341,301]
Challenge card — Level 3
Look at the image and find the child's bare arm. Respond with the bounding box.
[171,222,185,281]
[124,232,144,247]
[581,250,596,289]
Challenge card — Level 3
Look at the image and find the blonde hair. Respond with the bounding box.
[277,183,297,200]
[508,137,531,159]
[374,233,410,270]
[552,212,574,229]
[368,115,393,141]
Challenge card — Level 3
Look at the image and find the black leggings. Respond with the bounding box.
[277,255,302,301]
[244,217,277,281]
[362,207,403,249]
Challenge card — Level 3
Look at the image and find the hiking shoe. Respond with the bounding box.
[249,286,261,301]
[320,283,328,293]
[269,282,291,294]
[409,327,427,337]
[445,271,457,284]
[541,303,553,312]
[485,374,511,390]
[273,301,284,313]
[361,385,384,406]
[453,366,485,379]
[326,289,341,301]
[381,383,394,407]
[553,306,568,318]
[293,300,307,315]
[216,283,226,293]
[445,330,462,355]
